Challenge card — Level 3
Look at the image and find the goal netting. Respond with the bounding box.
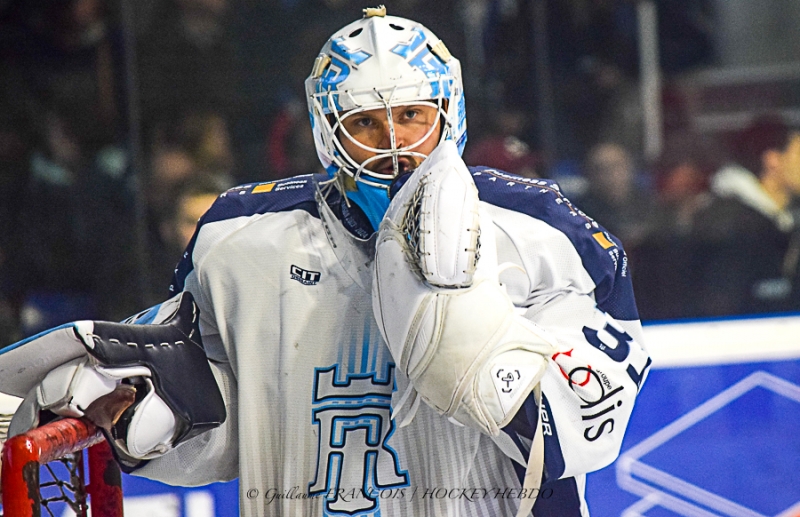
[1,415,124,517]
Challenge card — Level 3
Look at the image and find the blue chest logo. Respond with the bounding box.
[309,364,409,515]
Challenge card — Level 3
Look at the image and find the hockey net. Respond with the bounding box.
[1,416,124,517]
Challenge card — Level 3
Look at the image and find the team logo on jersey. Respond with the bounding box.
[310,364,409,516]
[291,265,321,285]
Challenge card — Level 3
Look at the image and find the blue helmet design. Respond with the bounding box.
[305,10,468,194]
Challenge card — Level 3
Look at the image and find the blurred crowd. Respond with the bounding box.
[0,0,798,345]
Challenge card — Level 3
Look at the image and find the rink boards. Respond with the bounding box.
[587,314,800,517]
[6,314,800,517]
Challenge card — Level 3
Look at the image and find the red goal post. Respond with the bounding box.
[1,417,124,517]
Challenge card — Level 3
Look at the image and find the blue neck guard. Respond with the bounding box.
[346,180,391,232]
[327,165,392,233]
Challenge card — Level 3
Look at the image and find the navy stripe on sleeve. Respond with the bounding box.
[503,392,567,483]
[502,392,582,516]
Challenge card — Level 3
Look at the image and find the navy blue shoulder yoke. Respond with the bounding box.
[204,174,322,225]
[169,174,325,293]
[469,166,639,321]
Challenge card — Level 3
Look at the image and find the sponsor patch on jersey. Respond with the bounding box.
[252,179,310,194]
[290,265,321,285]
[592,231,615,249]
[252,182,275,193]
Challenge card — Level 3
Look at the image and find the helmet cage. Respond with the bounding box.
[306,13,467,192]
[310,78,454,189]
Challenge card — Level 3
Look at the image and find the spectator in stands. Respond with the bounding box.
[578,142,660,251]
[152,174,232,289]
[146,110,235,223]
[9,109,138,336]
[634,133,720,320]
[0,0,124,154]
[464,108,542,178]
[143,112,236,301]
[652,134,720,236]
[0,0,135,337]
[264,98,322,180]
[691,116,800,316]
[137,0,242,126]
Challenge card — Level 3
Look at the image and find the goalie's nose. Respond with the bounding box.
[377,119,406,151]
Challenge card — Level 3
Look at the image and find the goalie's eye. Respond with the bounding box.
[402,108,425,122]
[350,116,375,128]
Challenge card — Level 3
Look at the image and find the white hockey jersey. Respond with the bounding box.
[131,168,651,517]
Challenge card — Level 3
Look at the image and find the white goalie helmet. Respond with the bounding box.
[305,7,467,191]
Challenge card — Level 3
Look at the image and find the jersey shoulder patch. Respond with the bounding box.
[202,174,322,225]
[469,166,638,321]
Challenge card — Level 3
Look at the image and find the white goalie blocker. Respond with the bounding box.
[372,140,557,517]
[0,322,176,460]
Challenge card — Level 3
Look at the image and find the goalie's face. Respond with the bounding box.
[338,103,442,179]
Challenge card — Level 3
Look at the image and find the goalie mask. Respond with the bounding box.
[305,7,467,228]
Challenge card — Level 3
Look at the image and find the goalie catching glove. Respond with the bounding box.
[372,140,558,437]
[5,292,225,468]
